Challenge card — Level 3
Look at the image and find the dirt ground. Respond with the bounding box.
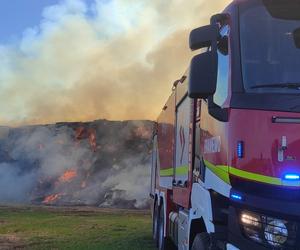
[0,234,24,250]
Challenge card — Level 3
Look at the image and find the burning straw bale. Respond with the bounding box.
[0,120,154,209]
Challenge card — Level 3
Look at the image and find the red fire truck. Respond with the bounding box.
[150,0,300,249]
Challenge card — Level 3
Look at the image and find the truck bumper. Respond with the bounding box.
[227,188,300,250]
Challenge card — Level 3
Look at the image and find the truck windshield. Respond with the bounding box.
[240,2,300,94]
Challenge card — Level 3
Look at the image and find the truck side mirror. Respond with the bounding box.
[188,51,218,99]
[189,24,219,51]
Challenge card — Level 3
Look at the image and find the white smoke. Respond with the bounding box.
[101,157,150,208]
[0,0,230,126]
[0,163,36,203]
[11,126,93,176]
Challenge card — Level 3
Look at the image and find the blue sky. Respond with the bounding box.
[0,0,95,43]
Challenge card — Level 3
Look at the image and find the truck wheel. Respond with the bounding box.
[152,200,159,245]
[191,233,211,250]
[158,204,174,250]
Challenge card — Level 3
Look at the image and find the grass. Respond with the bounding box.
[0,205,156,250]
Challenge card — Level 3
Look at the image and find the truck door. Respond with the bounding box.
[174,95,191,186]
[150,134,157,196]
[193,99,203,182]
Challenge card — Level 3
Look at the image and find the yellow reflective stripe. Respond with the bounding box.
[160,160,299,187]
[204,160,282,186]
[204,160,283,186]
[204,160,230,184]
[160,168,173,177]
[160,165,189,177]
[175,165,189,176]
[229,167,282,186]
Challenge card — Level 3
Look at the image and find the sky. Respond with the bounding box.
[0,0,59,43]
[0,0,230,126]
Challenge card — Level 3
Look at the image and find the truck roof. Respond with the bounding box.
[229,0,300,7]
[228,0,300,20]
[228,0,258,8]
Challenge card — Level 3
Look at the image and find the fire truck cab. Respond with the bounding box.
[150,0,300,249]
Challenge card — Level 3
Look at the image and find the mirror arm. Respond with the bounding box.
[210,13,230,25]
[207,96,229,122]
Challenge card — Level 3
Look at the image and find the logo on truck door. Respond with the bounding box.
[204,136,221,154]
[179,126,185,164]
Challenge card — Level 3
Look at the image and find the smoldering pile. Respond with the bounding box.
[0,120,153,209]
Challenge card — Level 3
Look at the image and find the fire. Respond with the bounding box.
[74,127,97,152]
[59,169,77,183]
[75,127,85,140]
[43,193,60,204]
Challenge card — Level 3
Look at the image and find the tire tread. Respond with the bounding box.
[191,232,211,250]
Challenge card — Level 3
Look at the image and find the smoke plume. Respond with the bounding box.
[0,0,230,126]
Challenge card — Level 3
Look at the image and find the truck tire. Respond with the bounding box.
[152,200,159,245]
[158,204,174,250]
[191,233,211,250]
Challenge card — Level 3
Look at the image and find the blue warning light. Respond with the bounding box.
[230,193,243,201]
[237,141,244,158]
[284,174,300,181]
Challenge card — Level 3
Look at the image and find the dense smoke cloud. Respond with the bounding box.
[0,121,152,208]
[0,163,36,202]
[0,126,94,202]
[0,0,230,125]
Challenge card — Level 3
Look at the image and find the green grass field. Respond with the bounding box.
[0,205,156,250]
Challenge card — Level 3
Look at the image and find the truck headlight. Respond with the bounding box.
[264,219,288,247]
[241,212,260,227]
[240,212,262,243]
[240,211,292,248]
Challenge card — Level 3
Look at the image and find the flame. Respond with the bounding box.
[75,126,85,140]
[59,169,77,183]
[74,127,97,152]
[43,193,60,204]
